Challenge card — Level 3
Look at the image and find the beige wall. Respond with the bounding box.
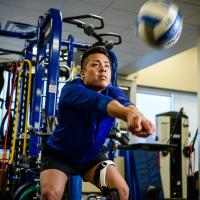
[197,34,200,199]
[130,47,198,93]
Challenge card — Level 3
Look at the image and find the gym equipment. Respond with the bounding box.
[185,128,198,200]
[136,0,183,48]
[118,143,177,152]
[11,181,40,200]
[119,143,177,200]
[29,8,62,157]
[9,60,32,164]
[156,108,189,199]
[11,127,69,200]
[0,60,32,199]
[0,65,17,167]
[0,21,36,39]
[63,14,121,49]
[0,64,17,147]
[0,64,17,197]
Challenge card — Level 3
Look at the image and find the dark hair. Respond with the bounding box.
[80,46,111,69]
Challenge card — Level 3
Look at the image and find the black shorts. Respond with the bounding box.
[40,145,109,179]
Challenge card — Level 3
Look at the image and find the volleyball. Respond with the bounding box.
[136,0,183,49]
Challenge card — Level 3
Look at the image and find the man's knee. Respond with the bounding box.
[101,184,130,200]
[117,183,129,199]
[41,185,63,200]
[93,160,130,199]
[40,169,68,200]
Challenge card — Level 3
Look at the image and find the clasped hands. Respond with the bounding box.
[126,106,155,137]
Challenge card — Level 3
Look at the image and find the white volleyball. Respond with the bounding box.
[136,0,183,48]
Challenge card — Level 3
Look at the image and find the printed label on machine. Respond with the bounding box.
[49,84,57,93]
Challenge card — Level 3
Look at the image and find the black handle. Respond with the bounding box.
[63,14,104,30]
[109,131,129,145]
[92,32,122,50]
[98,33,122,45]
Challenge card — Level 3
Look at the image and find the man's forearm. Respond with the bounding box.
[107,100,155,136]
[126,104,143,116]
[107,100,135,122]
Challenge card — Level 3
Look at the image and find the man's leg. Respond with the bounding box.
[40,168,68,200]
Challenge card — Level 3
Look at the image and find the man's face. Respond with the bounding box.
[80,53,111,92]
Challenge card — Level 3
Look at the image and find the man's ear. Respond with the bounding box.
[80,70,85,78]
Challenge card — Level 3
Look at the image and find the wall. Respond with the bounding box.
[197,34,200,200]
[129,47,198,93]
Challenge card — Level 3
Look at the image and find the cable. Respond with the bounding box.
[0,64,17,186]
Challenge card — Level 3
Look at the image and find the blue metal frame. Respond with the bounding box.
[45,9,62,117]
[61,40,90,50]
[29,8,62,156]
[67,35,75,68]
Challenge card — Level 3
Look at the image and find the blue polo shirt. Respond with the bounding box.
[46,78,133,164]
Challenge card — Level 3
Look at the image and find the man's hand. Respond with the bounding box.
[126,107,155,137]
[107,100,155,137]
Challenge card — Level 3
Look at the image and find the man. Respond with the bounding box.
[40,46,155,200]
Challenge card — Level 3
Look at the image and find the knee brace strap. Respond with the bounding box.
[94,160,116,188]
